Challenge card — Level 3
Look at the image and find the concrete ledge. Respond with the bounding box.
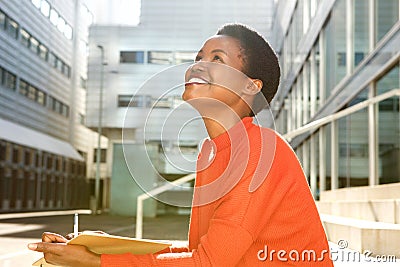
[317,199,400,224]
[321,214,400,257]
[320,183,400,202]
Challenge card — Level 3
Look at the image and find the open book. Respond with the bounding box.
[32,232,171,266]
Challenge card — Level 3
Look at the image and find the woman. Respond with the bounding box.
[29,23,333,266]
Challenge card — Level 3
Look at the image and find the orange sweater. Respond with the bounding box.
[102,117,333,266]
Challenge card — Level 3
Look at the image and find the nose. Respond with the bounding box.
[191,61,207,73]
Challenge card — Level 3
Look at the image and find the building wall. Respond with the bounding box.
[271,0,399,197]
[0,0,108,211]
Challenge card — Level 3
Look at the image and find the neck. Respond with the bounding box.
[202,111,246,139]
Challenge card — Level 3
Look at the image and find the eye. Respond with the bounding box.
[213,55,223,63]
[195,55,202,62]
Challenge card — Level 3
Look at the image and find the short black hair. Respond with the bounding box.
[216,23,280,115]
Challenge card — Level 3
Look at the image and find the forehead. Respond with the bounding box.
[199,35,241,53]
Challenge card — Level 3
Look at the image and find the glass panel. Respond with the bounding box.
[28,85,36,101]
[37,90,46,105]
[117,95,132,107]
[376,0,399,43]
[57,17,65,33]
[120,51,144,63]
[338,89,369,188]
[324,0,346,98]
[39,44,48,61]
[19,80,29,96]
[20,29,30,47]
[148,51,173,64]
[5,71,16,90]
[64,24,72,40]
[0,11,5,29]
[50,9,58,26]
[353,0,369,68]
[7,18,19,39]
[30,37,39,54]
[175,51,196,64]
[40,0,50,17]
[325,125,332,190]
[377,64,399,184]
[31,0,41,9]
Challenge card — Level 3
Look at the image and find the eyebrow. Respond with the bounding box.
[211,49,228,55]
[197,49,228,55]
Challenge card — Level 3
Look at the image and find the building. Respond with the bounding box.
[270,0,399,196]
[270,0,399,255]
[0,0,107,212]
[86,0,276,216]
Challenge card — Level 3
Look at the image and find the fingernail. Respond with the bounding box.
[28,243,37,250]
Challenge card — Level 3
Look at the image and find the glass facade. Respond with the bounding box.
[274,0,400,195]
[377,64,400,184]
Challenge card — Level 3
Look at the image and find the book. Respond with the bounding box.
[32,232,171,266]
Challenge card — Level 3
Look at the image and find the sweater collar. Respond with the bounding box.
[210,117,254,151]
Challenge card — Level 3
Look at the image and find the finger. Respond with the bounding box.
[28,242,66,254]
[42,232,68,243]
[65,231,83,240]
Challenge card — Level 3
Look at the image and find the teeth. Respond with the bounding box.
[188,77,208,84]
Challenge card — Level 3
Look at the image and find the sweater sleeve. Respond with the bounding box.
[101,219,254,266]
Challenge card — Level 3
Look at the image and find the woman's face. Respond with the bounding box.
[182,35,250,107]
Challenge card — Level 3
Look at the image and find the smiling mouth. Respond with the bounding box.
[185,77,210,85]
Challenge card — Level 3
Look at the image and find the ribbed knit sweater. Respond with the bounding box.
[101,117,333,266]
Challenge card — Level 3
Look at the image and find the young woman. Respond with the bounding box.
[29,23,333,266]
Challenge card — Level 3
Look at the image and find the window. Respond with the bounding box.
[80,77,87,89]
[31,0,41,9]
[6,18,18,39]
[12,146,21,163]
[148,51,173,64]
[175,51,196,64]
[117,95,132,107]
[19,80,29,96]
[30,37,39,54]
[64,24,72,40]
[28,85,36,101]
[79,113,85,124]
[118,94,152,108]
[39,44,48,61]
[40,0,50,17]
[120,51,144,63]
[93,149,107,163]
[49,52,57,68]
[37,90,46,106]
[63,64,71,78]
[133,95,151,107]
[62,104,69,117]
[0,11,5,29]
[0,67,3,85]
[49,9,58,26]
[24,149,32,165]
[57,17,65,33]
[5,71,16,90]
[21,29,30,47]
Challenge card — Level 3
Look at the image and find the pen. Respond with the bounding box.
[73,213,79,237]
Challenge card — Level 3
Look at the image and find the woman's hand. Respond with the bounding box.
[28,232,101,267]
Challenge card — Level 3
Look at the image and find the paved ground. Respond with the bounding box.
[0,210,189,267]
[0,210,398,266]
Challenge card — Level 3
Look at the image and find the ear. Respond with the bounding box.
[243,79,263,95]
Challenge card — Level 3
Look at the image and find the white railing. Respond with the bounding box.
[135,89,400,238]
[283,89,400,140]
[136,173,195,238]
